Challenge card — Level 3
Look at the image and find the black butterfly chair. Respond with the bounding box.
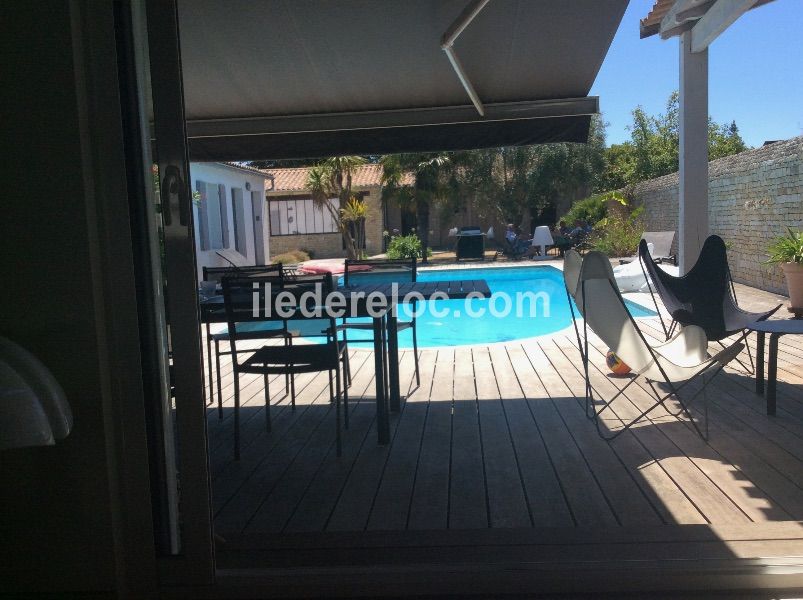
[639,235,781,373]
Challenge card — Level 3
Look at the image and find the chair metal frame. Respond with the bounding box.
[638,237,780,375]
[222,273,349,460]
[202,263,291,418]
[342,257,420,391]
[565,267,742,442]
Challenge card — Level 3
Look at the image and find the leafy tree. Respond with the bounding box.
[307,155,366,259]
[452,115,607,230]
[709,120,748,160]
[381,153,457,263]
[606,91,749,187]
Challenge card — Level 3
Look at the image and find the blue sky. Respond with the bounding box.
[590,0,803,147]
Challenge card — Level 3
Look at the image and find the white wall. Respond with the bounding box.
[189,162,269,281]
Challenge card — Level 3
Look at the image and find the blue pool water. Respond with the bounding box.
[333,265,655,349]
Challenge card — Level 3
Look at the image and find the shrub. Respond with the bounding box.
[591,207,644,257]
[766,227,803,264]
[561,194,609,227]
[386,233,424,260]
[272,249,311,264]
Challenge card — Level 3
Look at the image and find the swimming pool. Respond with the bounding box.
[336,265,655,348]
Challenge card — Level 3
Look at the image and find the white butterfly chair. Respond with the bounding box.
[562,250,744,440]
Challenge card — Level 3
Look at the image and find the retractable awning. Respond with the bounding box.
[177,0,627,160]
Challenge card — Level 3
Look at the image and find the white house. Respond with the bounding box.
[189,162,269,280]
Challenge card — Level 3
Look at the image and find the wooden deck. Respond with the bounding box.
[205,281,803,565]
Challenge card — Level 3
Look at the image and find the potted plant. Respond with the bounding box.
[766,227,803,311]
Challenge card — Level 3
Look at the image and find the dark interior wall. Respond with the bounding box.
[0,2,118,593]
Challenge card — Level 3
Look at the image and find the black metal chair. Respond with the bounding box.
[639,235,781,372]
[222,273,349,460]
[202,264,291,418]
[342,257,420,389]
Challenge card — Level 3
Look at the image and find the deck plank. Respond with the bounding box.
[473,348,532,528]
[448,347,488,529]
[365,351,429,531]
[486,345,574,527]
[498,345,618,527]
[408,349,454,530]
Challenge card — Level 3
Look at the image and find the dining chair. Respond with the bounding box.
[342,257,420,389]
[222,273,350,460]
[202,263,291,418]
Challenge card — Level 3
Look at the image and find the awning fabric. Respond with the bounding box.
[177,0,627,160]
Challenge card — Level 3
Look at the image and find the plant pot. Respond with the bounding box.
[781,262,803,309]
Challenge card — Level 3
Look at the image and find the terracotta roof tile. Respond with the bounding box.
[263,163,413,192]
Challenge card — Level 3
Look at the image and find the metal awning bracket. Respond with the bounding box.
[440,0,491,117]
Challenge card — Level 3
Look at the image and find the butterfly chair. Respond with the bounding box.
[222,273,349,460]
[342,257,420,390]
[202,264,292,418]
[563,250,744,440]
[639,235,781,373]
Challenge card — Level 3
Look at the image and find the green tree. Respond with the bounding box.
[709,119,748,160]
[606,91,750,187]
[454,115,607,229]
[307,155,366,259]
[381,153,456,263]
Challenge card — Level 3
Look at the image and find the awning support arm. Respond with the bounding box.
[441,0,491,117]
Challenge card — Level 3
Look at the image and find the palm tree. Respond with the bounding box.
[308,156,366,259]
[380,153,454,263]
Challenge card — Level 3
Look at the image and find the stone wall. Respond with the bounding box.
[625,136,802,294]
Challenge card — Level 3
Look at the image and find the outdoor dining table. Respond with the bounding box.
[342,279,491,443]
[200,278,492,445]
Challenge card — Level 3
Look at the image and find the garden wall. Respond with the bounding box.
[624,136,802,294]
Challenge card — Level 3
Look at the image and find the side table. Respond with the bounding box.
[748,319,803,415]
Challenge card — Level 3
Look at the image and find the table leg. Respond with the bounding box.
[766,333,780,416]
[387,313,401,412]
[373,315,390,444]
[755,331,765,395]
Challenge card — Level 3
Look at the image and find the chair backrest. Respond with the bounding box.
[563,250,654,374]
[215,248,249,267]
[203,263,283,283]
[343,257,417,286]
[639,235,731,338]
[221,273,335,357]
[641,231,675,258]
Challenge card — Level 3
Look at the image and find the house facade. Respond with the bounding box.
[190,162,269,279]
[263,164,389,259]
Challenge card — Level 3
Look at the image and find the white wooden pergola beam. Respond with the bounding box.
[691,0,760,52]
[678,30,709,273]
[660,0,714,39]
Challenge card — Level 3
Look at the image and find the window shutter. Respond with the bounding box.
[218,184,229,248]
[197,180,210,250]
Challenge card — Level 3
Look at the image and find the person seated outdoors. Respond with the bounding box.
[504,223,517,246]
[551,220,573,257]
[569,219,592,241]
[513,226,532,254]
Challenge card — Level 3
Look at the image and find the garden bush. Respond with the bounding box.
[272,249,311,264]
[591,206,644,257]
[561,194,609,227]
[386,233,425,260]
